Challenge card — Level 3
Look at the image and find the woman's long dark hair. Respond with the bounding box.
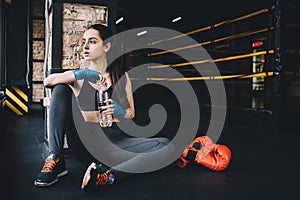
[87,24,129,108]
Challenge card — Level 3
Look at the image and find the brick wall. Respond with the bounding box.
[61,3,108,69]
[32,19,45,38]
[31,1,108,102]
[31,0,45,102]
[32,41,45,60]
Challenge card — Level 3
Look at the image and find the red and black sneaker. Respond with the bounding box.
[81,162,115,190]
[34,153,68,187]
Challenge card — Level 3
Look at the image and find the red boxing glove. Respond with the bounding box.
[195,144,231,171]
[177,136,214,168]
[177,136,231,171]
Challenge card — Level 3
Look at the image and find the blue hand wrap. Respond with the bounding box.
[73,69,101,83]
[113,101,126,117]
[74,69,126,117]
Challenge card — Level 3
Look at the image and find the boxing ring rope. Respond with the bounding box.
[148,50,274,69]
[139,1,286,135]
[144,4,277,82]
[148,27,274,57]
[148,6,275,46]
[146,4,276,72]
[147,72,274,81]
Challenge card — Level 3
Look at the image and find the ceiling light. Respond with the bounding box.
[115,17,124,24]
[172,16,182,23]
[137,30,147,37]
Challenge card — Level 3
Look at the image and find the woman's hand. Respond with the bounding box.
[96,74,106,85]
[99,99,114,115]
[91,75,107,91]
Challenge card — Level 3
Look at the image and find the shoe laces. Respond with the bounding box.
[41,158,59,173]
[95,170,110,186]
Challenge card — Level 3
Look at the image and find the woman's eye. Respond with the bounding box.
[90,40,97,44]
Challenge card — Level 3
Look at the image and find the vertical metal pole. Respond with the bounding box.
[26,0,31,92]
[51,0,62,70]
[44,0,51,140]
[272,0,282,136]
[0,1,3,92]
[0,1,7,104]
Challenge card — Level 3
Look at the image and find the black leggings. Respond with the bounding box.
[48,84,173,172]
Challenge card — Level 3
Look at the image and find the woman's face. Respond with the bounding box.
[82,28,109,62]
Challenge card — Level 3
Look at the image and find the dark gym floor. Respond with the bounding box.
[1,103,299,200]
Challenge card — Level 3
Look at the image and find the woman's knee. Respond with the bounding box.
[156,137,171,145]
[51,84,72,96]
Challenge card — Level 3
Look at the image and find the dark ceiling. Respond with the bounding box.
[116,0,274,32]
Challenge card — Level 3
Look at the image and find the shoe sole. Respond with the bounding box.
[34,170,68,187]
[81,162,96,189]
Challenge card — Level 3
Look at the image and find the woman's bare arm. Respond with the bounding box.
[124,72,135,119]
[44,70,76,87]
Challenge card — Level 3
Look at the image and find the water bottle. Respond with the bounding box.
[98,85,113,127]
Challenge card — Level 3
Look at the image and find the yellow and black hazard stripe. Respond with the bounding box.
[1,86,28,115]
